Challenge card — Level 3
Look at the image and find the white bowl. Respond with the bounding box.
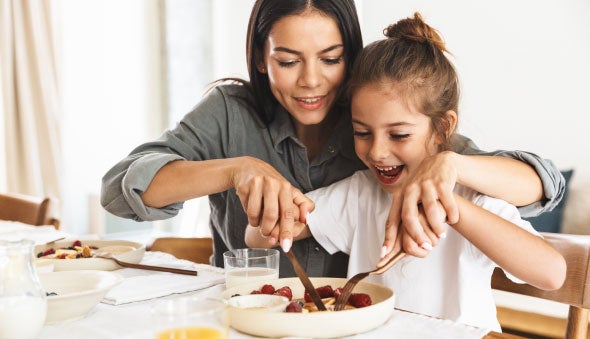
[226,294,289,312]
[221,277,395,338]
[39,270,123,324]
[34,239,145,271]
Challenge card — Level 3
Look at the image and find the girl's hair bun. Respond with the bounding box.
[383,12,449,54]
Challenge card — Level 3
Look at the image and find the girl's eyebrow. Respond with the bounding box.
[352,119,415,127]
[273,44,344,55]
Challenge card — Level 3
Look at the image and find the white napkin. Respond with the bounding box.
[102,251,225,305]
[0,221,73,244]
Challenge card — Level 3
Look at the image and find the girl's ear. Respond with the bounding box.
[445,110,457,137]
[434,110,458,146]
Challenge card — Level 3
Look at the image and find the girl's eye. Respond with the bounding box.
[278,60,298,68]
[353,131,371,139]
[323,57,343,65]
[390,134,410,140]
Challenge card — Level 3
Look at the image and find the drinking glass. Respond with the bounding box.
[223,248,279,289]
[0,240,47,339]
[152,297,228,339]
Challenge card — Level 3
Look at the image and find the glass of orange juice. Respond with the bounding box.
[152,297,228,339]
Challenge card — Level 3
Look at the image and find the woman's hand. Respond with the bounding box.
[233,156,313,251]
[382,151,460,257]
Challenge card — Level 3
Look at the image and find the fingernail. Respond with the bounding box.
[420,242,433,251]
[380,246,387,258]
[306,212,311,223]
[438,232,447,239]
[282,238,292,252]
[269,237,277,245]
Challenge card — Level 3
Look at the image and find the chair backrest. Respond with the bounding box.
[149,237,213,265]
[0,192,60,229]
[492,232,590,339]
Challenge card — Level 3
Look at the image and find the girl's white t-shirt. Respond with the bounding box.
[306,170,540,331]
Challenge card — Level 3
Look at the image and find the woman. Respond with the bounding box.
[101,0,564,277]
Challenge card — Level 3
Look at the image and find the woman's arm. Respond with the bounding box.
[383,150,551,258]
[245,221,312,249]
[451,193,566,290]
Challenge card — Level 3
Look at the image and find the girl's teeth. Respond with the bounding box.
[299,98,320,104]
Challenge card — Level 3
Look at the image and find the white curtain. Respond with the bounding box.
[0,0,62,202]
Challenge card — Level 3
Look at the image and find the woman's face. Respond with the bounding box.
[351,84,439,195]
[261,10,345,128]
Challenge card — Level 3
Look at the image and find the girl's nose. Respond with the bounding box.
[369,137,389,161]
[298,62,321,88]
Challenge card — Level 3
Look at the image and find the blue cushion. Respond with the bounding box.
[524,170,574,233]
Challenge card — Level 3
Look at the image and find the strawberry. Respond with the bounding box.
[273,286,293,301]
[348,293,372,308]
[285,301,303,313]
[260,284,275,295]
[316,285,334,298]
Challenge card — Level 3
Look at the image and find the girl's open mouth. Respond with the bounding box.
[374,165,404,185]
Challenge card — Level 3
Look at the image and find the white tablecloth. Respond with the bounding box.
[2,223,493,339]
[38,257,491,339]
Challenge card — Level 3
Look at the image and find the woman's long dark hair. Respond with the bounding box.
[240,0,363,124]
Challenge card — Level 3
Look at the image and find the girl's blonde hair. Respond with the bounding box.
[348,12,459,151]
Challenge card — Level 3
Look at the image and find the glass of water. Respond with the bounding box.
[223,248,279,289]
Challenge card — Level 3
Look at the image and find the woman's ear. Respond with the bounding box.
[257,62,267,74]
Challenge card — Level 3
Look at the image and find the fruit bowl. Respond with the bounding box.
[221,277,395,338]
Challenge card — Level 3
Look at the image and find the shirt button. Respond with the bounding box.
[314,246,320,252]
[327,145,336,154]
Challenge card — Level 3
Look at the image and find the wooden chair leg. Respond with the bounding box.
[565,306,589,339]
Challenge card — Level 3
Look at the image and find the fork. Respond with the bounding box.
[333,251,406,311]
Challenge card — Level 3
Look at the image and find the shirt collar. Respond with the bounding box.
[268,106,358,162]
[268,106,297,152]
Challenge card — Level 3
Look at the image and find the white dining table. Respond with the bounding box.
[0,223,517,339]
[36,252,520,339]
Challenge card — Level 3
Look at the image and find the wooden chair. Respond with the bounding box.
[149,237,213,264]
[0,192,60,229]
[492,232,590,339]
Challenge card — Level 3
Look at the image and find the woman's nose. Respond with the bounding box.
[298,62,321,88]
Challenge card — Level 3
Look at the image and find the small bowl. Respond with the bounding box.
[39,270,123,324]
[227,294,289,312]
[34,259,55,273]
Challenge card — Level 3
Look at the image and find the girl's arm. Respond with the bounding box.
[451,193,566,290]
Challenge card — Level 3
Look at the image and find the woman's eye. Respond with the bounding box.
[353,131,371,138]
[323,57,343,65]
[390,134,410,140]
[278,60,298,68]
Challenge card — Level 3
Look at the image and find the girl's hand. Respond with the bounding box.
[233,156,311,252]
[382,152,459,257]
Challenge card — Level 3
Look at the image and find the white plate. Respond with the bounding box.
[221,277,395,338]
[39,270,123,324]
[34,239,145,271]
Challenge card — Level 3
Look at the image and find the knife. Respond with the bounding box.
[285,250,327,311]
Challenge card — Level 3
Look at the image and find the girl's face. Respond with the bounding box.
[261,10,345,129]
[351,84,439,194]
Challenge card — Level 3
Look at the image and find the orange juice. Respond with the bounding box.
[157,326,226,339]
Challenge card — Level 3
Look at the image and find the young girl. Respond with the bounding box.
[246,12,566,330]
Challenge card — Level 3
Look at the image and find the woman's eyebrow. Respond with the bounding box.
[273,44,344,55]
